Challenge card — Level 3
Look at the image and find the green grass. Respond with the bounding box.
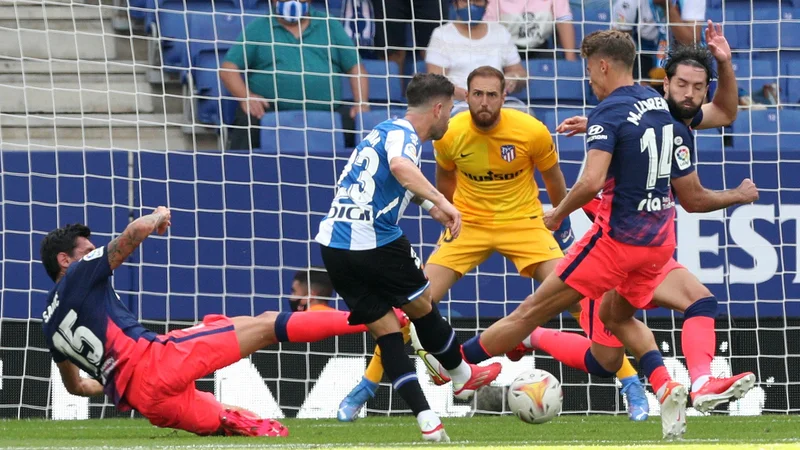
[1,415,799,449]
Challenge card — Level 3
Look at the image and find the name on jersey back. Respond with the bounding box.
[625,97,670,126]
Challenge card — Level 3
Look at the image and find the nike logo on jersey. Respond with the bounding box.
[460,152,473,158]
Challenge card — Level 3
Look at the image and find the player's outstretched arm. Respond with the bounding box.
[544,150,611,231]
[672,173,758,213]
[107,207,171,270]
[57,360,104,397]
[390,157,461,238]
[697,21,738,129]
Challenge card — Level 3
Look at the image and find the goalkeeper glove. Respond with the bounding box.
[553,216,574,251]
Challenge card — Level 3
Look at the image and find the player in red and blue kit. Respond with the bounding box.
[458,30,759,440]
[40,207,391,437]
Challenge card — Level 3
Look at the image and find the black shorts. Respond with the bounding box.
[373,0,447,50]
[320,236,429,325]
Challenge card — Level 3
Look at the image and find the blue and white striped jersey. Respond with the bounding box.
[315,119,422,250]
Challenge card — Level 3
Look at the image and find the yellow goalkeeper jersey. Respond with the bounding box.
[433,108,557,224]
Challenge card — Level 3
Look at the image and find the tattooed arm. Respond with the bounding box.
[107,206,171,270]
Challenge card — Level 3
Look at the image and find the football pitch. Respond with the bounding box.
[1,415,799,450]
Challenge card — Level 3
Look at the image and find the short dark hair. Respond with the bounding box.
[581,30,636,69]
[406,73,455,107]
[40,224,92,282]
[664,43,716,85]
[467,66,506,93]
[293,268,333,298]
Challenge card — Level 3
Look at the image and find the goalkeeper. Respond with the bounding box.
[39,210,394,438]
[337,66,649,422]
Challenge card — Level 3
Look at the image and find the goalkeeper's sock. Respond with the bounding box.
[377,332,430,415]
[410,308,471,384]
[274,311,367,343]
[640,350,671,395]
[364,345,384,384]
[616,357,639,380]
[682,297,717,392]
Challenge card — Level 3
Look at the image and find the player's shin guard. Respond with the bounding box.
[682,296,717,391]
[376,332,430,415]
[274,311,368,343]
[461,335,492,364]
[640,350,671,396]
[411,308,471,383]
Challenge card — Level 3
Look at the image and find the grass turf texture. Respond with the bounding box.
[1,415,799,449]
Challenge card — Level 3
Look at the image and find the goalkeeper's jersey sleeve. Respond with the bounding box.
[433,109,557,224]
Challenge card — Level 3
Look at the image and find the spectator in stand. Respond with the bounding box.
[221,0,370,150]
[290,268,336,312]
[484,0,577,62]
[372,0,448,73]
[614,0,706,85]
[425,0,527,102]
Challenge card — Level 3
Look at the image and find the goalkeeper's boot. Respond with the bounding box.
[219,408,289,437]
[620,375,650,421]
[337,376,378,422]
[453,362,502,400]
[417,349,451,386]
[691,372,756,413]
[658,381,687,440]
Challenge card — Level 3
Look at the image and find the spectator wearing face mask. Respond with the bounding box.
[425,0,527,102]
[221,0,370,150]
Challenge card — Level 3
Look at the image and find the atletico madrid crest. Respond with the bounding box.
[501,145,516,163]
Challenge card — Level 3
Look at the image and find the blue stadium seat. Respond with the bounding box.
[354,108,407,139]
[753,1,780,49]
[188,10,254,59]
[725,2,752,49]
[555,60,585,105]
[259,111,345,154]
[553,107,585,152]
[535,109,556,131]
[582,2,611,36]
[341,59,403,103]
[152,0,244,73]
[129,0,154,20]
[517,60,557,105]
[696,128,724,152]
[779,108,800,150]
[780,7,800,48]
[731,109,779,151]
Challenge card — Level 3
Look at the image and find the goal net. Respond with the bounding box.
[0,0,797,420]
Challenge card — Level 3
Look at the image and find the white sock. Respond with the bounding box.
[692,375,711,393]
[447,360,472,385]
[522,334,533,349]
[416,409,441,432]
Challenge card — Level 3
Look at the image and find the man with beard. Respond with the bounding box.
[547,22,757,415]
[336,65,651,423]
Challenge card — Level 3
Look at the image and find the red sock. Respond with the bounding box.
[533,329,591,372]
[275,311,368,343]
[649,366,671,395]
[682,316,714,383]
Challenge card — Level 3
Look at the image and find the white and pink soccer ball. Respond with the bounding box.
[507,369,563,424]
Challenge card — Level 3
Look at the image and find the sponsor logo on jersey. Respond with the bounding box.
[82,247,104,261]
[462,169,524,182]
[326,204,373,223]
[637,192,675,212]
[587,125,608,143]
[675,145,691,170]
[404,143,418,160]
[501,145,516,163]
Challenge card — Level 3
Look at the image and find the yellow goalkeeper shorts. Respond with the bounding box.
[426,217,563,278]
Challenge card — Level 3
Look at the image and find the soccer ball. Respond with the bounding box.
[507,369,563,424]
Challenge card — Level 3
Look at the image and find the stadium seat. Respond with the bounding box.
[779,108,800,150]
[354,108,407,139]
[725,2,752,49]
[696,128,724,152]
[151,0,244,73]
[555,60,585,105]
[518,60,557,105]
[582,2,611,36]
[259,111,345,154]
[780,7,800,48]
[753,2,780,49]
[341,59,403,104]
[731,109,779,151]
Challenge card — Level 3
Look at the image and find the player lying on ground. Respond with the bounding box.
[337,65,650,422]
[40,210,399,437]
[315,73,500,442]
[541,26,756,414]
[457,30,758,440]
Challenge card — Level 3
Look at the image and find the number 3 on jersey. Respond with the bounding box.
[640,124,674,190]
[337,147,380,204]
[53,309,103,376]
